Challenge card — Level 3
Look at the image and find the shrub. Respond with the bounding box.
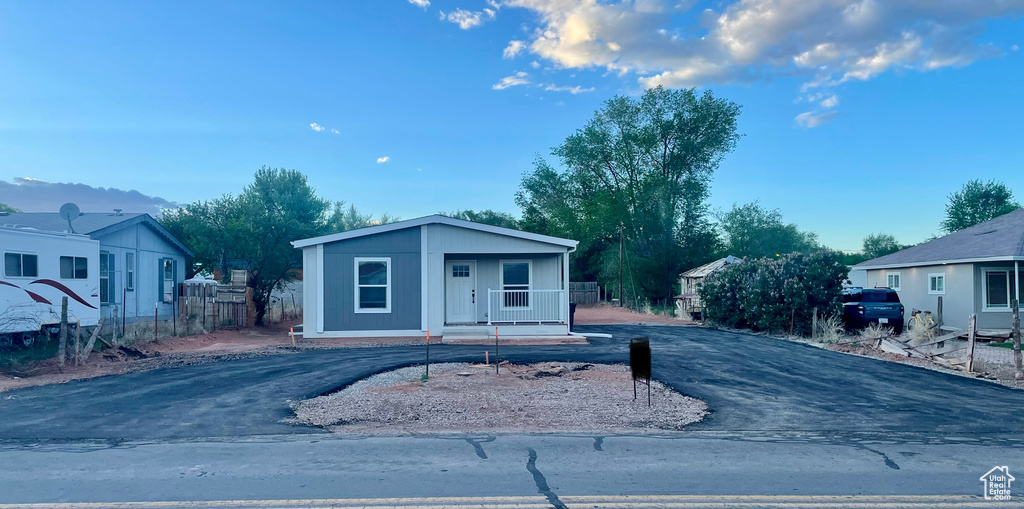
[699,250,848,336]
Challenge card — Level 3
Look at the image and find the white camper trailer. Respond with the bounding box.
[1,226,101,347]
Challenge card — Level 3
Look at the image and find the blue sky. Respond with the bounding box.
[0,1,1022,252]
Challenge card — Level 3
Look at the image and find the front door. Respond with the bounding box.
[445,260,476,324]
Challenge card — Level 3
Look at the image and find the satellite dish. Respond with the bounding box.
[59,202,80,233]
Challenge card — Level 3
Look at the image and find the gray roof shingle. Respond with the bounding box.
[856,208,1024,269]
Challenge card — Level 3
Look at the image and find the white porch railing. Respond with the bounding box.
[487,289,566,325]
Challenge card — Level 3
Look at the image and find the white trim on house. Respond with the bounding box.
[354,256,392,314]
[316,244,324,333]
[982,268,1013,313]
[886,272,902,292]
[420,224,429,332]
[857,256,1024,271]
[928,273,945,295]
[291,215,578,249]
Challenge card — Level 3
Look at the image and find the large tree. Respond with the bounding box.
[326,202,397,233]
[718,202,818,259]
[861,233,904,260]
[161,167,331,325]
[941,179,1020,233]
[444,209,520,229]
[517,86,739,303]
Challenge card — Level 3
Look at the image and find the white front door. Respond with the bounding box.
[445,260,476,324]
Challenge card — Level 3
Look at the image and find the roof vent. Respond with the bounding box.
[974,229,997,236]
[113,208,123,216]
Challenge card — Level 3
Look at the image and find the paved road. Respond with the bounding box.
[2,325,1023,440]
[2,325,1023,505]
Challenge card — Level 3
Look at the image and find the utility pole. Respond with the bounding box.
[618,223,624,307]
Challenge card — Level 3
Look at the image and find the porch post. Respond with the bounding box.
[1015,260,1020,306]
[562,251,570,325]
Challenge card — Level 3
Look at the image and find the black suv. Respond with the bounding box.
[841,287,905,334]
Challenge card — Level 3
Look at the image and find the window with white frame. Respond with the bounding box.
[60,256,88,279]
[928,273,945,295]
[886,272,901,291]
[125,252,135,291]
[355,257,390,313]
[983,270,1010,311]
[4,252,38,278]
[162,259,174,303]
[100,252,115,304]
[501,260,531,308]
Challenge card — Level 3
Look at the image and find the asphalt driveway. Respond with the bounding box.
[2,325,1023,441]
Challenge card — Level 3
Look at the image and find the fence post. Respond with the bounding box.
[966,313,977,373]
[936,296,943,329]
[57,297,68,370]
[1013,299,1022,381]
[811,307,818,340]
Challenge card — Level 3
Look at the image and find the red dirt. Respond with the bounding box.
[574,303,694,326]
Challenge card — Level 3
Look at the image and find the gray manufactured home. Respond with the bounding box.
[854,208,1024,331]
[292,215,578,338]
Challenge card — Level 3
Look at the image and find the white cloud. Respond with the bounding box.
[331,129,340,134]
[543,83,596,94]
[376,156,390,164]
[492,71,531,89]
[309,122,325,132]
[1013,44,1020,52]
[440,7,496,30]
[500,0,1024,115]
[795,110,838,128]
[407,0,430,9]
[820,94,839,109]
[529,60,541,68]
[504,40,526,59]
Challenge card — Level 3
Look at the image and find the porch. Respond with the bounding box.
[441,253,570,334]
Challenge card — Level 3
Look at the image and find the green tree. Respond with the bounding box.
[0,203,20,213]
[718,202,818,259]
[444,209,520,229]
[941,179,1020,233]
[517,86,739,303]
[861,233,904,260]
[161,167,331,325]
[326,202,397,233]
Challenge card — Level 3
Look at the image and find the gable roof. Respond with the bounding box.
[292,214,578,249]
[856,209,1024,270]
[0,212,194,257]
[680,255,740,278]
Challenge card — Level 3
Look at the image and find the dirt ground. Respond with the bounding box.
[826,340,1024,390]
[574,303,694,326]
[290,362,708,434]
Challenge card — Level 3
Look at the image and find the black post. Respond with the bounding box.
[495,327,499,375]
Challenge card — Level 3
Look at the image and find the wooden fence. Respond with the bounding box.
[177,281,249,329]
[569,282,600,305]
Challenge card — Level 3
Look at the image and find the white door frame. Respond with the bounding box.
[445,260,477,324]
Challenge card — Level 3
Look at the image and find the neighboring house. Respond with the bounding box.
[854,209,1024,330]
[677,255,740,317]
[0,210,193,325]
[847,267,867,288]
[292,215,578,338]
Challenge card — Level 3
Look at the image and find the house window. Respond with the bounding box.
[100,252,115,304]
[928,273,945,295]
[452,265,470,278]
[125,252,135,291]
[60,256,88,279]
[886,272,901,291]
[354,257,391,313]
[501,260,531,308]
[983,270,1011,311]
[4,253,38,278]
[162,259,174,303]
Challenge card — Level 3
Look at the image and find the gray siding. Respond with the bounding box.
[322,227,421,331]
[93,223,187,323]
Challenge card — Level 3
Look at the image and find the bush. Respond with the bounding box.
[699,250,848,336]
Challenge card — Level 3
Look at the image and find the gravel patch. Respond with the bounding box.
[289,362,708,434]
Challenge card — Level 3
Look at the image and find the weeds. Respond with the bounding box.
[858,322,894,343]
[815,314,845,343]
